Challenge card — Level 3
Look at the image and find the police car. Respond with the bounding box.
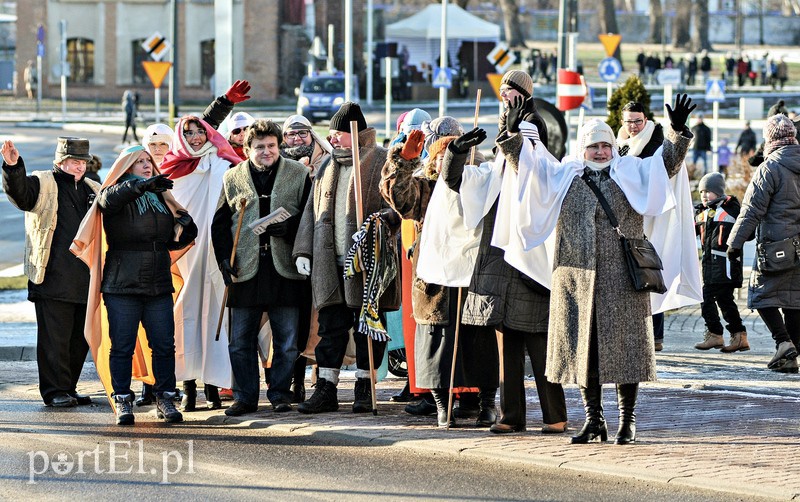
[295,73,359,123]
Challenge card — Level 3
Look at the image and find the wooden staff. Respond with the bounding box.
[446,89,483,430]
[350,119,379,416]
[215,198,247,342]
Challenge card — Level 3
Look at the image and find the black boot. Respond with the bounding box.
[352,378,372,413]
[180,380,197,412]
[135,383,155,407]
[452,392,480,418]
[615,383,638,445]
[404,393,437,416]
[430,389,455,428]
[571,381,608,444]
[292,380,306,404]
[204,384,222,410]
[297,378,339,414]
[476,388,497,427]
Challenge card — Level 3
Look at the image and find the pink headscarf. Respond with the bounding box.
[159,116,241,179]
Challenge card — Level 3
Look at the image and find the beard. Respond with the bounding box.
[281,143,314,161]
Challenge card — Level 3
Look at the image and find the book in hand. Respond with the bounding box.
[248,206,291,235]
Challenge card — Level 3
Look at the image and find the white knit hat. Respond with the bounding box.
[141,123,173,146]
[226,111,255,132]
[282,114,313,132]
[578,119,617,154]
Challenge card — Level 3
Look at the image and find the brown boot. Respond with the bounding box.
[694,330,724,350]
[721,331,750,353]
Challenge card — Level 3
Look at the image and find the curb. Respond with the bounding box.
[0,346,35,361]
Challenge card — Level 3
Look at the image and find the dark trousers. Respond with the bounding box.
[34,299,90,404]
[652,313,664,342]
[702,284,746,335]
[757,308,800,347]
[315,302,386,372]
[498,327,567,427]
[104,293,176,395]
[122,112,137,142]
[293,284,312,387]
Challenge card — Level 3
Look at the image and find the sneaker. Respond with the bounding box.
[768,341,799,369]
[224,400,259,416]
[720,331,750,353]
[156,392,184,423]
[114,394,135,426]
[219,388,234,401]
[772,358,799,374]
[695,330,724,350]
[352,378,372,413]
[297,378,339,414]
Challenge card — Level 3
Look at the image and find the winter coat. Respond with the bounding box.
[293,127,400,311]
[2,159,99,303]
[98,179,197,296]
[736,128,757,154]
[545,127,692,386]
[696,196,743,287]
[691,123,712,151]
[618,123,664,159]
[728,144,800,309]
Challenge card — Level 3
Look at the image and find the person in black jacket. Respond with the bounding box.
[693,173,748,353]
[691,115,713,175]
[97,145,197,425]
[736,121,757,158]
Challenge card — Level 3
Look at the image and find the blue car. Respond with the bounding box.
[295,74,359,124]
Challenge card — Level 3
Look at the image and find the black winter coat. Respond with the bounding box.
[98,180,197,296]
[619,123,664,159]
[695,196,743,287]
[691,123,712,151]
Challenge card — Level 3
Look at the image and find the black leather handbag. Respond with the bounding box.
[582,174,667,294]
[757,235,800,274]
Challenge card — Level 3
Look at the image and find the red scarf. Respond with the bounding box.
[160,116,241,179]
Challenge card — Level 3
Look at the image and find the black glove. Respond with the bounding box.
[136,173,173,194]
[264,220,289,237]
[449,127,487,155]
[506,95,528,134]
[726,246,742,262]
[219,259,238,286]
[175,209,193,227]
[665,93,697,131]
[378,208,401,228]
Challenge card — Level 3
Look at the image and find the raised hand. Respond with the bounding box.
[665,93,697,130]
[225,80,251,104]
[506,95,528,134]
[136,173,173,194]
[449,127,487,155]
[1,140,19,166]
[399,129,425,161]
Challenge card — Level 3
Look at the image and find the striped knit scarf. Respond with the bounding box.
[344,212,398,341]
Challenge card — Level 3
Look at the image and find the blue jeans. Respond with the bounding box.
[104,293,176,395]
[693,150,709,174]
[229,305,299,406]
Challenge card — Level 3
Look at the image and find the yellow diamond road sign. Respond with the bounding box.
[598,33,622,57]
[487,43,516,73]
[141,32,171,62]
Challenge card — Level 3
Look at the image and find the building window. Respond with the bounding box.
[132,39,148,85]
[66,38,94,84]
[200,39,214,86]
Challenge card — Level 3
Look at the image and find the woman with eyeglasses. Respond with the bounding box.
[280,115,332,178]
[159,80,251,413]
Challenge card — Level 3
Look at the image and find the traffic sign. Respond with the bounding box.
[37,24,45,43]
[657,69,682,85]
[598,57,622,83]
[557,69,585,111]
[37,42,45,57]
[432,67,453,89]
[142,61,172,88]
[141,32,170,62]
[486,43,516,73]
[705,79,726,102]
[598,34,622,57]
[486,73,504,100]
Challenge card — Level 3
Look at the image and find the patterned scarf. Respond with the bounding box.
[344,212,397,341]
[118,173,170,216]
[281,143,314,161]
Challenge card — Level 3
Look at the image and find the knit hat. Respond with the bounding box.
[763,113,799,156]
[577,119,617,154]
[425,136,458,179]
[282,114,312,132]
[330,101,367,133]
[399,108,432,135]
[395,111,409,133]
[54,137,92,164]
[500,70,534,98]
[698,172,726,196]
[767,99,788,118]
[142,123,174,147]
[226,112,255,133]
[422,116,465,154]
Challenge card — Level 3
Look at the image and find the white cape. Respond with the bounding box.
[170,154,233,387]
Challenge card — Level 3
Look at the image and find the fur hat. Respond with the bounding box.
[767,99,788,118]
[763,113,799,156]
[578,119,617,154]
[500,70,534,98]
[698,172,726,196]
[282,114,312,132]
[142,123,174,147]
[54,137,92,164]
[330,101,367,133]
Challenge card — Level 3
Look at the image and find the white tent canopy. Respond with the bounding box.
[386,4,500,70]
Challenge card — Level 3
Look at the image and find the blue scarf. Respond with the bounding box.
[119,173,169,216]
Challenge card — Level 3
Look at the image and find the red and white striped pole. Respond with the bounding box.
[556,69,585,111]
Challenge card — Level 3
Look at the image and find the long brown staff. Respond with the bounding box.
[350,119,379,416]
[216,198,247,341]
[446,89,482,430]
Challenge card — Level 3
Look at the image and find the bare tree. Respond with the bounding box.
[648,0,663,44]
[692,0,712,51]
[599,0,622,61]
[499,0,526,47]
[672,0,692,48]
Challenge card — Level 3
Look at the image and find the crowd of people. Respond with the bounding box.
[2,68,799,445]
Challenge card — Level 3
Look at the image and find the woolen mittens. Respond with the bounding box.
[225,80,251,104]
[400,129,425,161]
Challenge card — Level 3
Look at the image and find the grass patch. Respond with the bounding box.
[0,276,28,290]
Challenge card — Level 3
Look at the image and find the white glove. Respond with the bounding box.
[295,257,311,276]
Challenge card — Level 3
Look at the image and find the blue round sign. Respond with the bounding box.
[598,57,622,83]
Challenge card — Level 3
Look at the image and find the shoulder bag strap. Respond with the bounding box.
[581,172,625,238]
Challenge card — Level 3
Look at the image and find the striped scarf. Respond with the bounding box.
[344,212,398,341]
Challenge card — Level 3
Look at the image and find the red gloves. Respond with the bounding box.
[225,80,251,104]
[399,129,425,161]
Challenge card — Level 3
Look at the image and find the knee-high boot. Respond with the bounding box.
[430,388,455,428]
[615,383,638,445]
[476,387,497,427]
[180,380,197,412]
[204,384,222,410]
[570,380,607,444]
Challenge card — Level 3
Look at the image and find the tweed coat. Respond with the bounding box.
[544,127,692,386]
[293,127,400,311]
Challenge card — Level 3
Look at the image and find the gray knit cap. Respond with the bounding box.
[698,172,726,196]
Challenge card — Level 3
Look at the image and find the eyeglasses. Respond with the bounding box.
[623,119,644,126]
[231,127,248,135]
[183,129,207,138]
[285,130,310,139]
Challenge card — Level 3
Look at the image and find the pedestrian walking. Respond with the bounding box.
[736,121,757,158]
[121,90,139,144]
[691,115,713,175]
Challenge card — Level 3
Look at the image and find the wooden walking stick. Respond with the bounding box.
[215,198,247,342]
[446,89,483,430]
[350,119,379,416]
